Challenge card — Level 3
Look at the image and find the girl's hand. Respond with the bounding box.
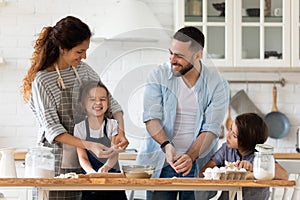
[98,165,110,173]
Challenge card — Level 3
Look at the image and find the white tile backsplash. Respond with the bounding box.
[0,0,299,153]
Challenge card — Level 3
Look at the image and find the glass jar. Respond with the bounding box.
[253,144,275,180]
[25,147,55,178]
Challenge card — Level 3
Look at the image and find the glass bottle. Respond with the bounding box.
[25,147,55,178]
[253,144,275,180]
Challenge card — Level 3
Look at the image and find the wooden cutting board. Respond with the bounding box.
[78,173,125,178]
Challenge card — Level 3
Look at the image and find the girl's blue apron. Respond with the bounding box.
[82,117,127,200]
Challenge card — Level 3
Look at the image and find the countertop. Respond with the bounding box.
[273,153,300,159]
[0,178,295,188]
[10,151,138,161]
[10,152,300,160]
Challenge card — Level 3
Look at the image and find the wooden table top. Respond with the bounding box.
[12,152,138,160]
[0,178,295,188]
[13,152,300,160]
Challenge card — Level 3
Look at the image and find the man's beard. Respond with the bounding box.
[172,63,194,77]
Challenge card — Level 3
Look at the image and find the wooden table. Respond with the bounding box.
[274,153,300,200]
[0,178,296,200]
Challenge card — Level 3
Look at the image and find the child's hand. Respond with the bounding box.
[235,160,253,171]
[98,165,110,173]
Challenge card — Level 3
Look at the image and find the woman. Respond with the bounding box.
[22,16,129,199]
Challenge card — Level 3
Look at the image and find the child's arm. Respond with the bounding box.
[199,160,217,177]
[98,152,118,173]
[274,162,289,180]
[98,143,118,173]
[77,147,97,174]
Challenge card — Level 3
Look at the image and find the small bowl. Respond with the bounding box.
[122,165,155,179]
[246,8,260,17]
[212,2,225,16]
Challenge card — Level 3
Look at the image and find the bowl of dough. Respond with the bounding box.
[122,165,155,179]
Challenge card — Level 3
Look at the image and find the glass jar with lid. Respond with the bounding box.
[25,146,55,178]
[253,144,275,180]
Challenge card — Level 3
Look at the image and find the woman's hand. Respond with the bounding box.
[85,141,115,158]
[112,129,129,150]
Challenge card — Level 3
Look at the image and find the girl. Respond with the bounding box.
[200,113,288,200]
[74,81,127,200]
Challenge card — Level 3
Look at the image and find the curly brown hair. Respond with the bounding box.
[22,16,91,102]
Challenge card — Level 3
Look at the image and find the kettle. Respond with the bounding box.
[297,127,300,153]
[0,148,17,178]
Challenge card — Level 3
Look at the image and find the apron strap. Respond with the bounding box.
[54,63,66,89]
[85,117,108,138]
[54,64,82,89]
[71,66,82,85]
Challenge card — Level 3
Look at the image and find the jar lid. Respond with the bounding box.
[255,144,274,153]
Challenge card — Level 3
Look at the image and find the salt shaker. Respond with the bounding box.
[253,144,275,180]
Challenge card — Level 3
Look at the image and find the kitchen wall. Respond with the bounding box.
[0,0,299,153]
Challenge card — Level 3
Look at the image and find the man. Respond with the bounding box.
[137,26,229,200]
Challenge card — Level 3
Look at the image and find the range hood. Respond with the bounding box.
[92,0,168,42]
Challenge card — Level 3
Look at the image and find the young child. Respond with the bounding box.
[74,81,127,200]
[200,113,288,200]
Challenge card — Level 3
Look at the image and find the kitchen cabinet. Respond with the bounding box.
[174,0,294,68]
[292,1,300,67]
[0,189,30,200]
[174,0,234,67]
[0,160,31,200]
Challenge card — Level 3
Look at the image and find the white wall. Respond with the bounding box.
[0,0,299,153]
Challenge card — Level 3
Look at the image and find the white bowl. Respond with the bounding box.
[122,165,155,179]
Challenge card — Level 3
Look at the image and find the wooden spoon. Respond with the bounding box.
[225,91,232,131]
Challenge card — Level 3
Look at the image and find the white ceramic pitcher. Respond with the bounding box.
[0,147,17,178]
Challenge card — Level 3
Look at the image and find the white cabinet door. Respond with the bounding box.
[234,0,290,67]
[175,0,292,68]
[174,0,233,67]
[0,189,30,200]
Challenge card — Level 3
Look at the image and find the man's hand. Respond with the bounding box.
[172,154,193,176]
[165,143,176,165]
